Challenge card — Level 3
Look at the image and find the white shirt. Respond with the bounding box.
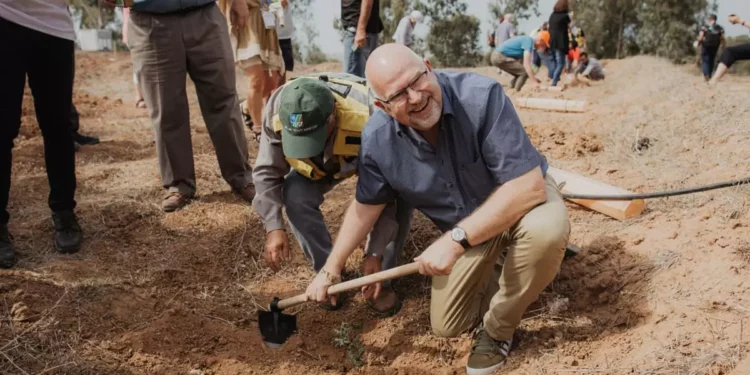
[393,16,414,46]
[275,4,294,40]
[0,0,75,41]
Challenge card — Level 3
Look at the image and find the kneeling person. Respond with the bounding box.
[252,73,412,315]
[574,52,605,84]
[491,34,547,91]
[305,45,571,375]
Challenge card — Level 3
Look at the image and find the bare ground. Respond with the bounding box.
[1,51,749,375]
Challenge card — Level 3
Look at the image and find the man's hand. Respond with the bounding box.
[263,229,290,272]
[414,234,464,276]
[231,0,250,32]
[354,29,367,49]
[729,15,741,25]
[305,267,341,305]
[361,254,382,300]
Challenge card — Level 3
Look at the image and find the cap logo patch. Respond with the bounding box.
[289,113,304,129]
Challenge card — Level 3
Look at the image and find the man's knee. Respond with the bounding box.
[520,199,570,262]
[430,314,474,338]
[721,48,736,68]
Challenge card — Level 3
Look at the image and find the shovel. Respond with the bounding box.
[258,262,421,348]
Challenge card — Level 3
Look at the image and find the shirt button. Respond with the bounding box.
[447,182,454,188]
[458,205,464,210]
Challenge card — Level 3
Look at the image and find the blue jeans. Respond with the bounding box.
[537,49,554,79]
[551,49,567,86]
[343,29,379,78]
[701,46,719,79]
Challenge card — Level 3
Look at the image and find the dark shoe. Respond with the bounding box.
[318,292,349,311]
[366,285,402,317]
[0,226,17,268]
[233,182,256,203]
[52,211,82,254]
[466,323,513,375]
[73,131,100,146]
[162,192,191,212]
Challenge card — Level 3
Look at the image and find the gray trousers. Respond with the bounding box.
[491,51,529,91]
[127,4,253,196]
[283,172,413,283]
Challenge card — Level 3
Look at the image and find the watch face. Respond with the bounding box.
[451,227,465,241]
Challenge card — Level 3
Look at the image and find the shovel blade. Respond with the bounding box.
[258,309,297,348]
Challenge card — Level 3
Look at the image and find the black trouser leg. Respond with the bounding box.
[0,18,29,226]
[0,18,77,220]
[27,33,77,214]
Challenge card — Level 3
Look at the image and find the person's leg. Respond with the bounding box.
[129,10,194,210]
[0,17,31,267]
[282,172,336,272]
[482,174,570,340]
[26,25,83,253]
[551,49,566,86]
[710,42,750,84]
[70,103,100,148]
[701,47,712,80]
[365,32,379,62]
[242,61,267,135]
[183,4,254,198]
[343,29,366,78]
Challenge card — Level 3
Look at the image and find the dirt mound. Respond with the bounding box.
[1,52,749,375]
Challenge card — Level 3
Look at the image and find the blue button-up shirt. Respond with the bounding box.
[131,0,216,14]
[355,70,548,232]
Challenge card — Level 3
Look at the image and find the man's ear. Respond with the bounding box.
[373,100,386,111]
[424,58,433,71]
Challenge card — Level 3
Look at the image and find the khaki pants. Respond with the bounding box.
[127,4,253,196]
[491,51,529,92]
[430,173,570,341]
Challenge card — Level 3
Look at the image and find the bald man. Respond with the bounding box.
[304,44,570,375]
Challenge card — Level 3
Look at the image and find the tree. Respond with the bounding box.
[572,0,714,62]
[414,0,482,67]
[290,0,330,64]
[488,0,541,28]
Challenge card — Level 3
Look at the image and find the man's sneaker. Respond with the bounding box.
[52,211,82,254]
[163,192,191,212]
[466,324,513,375]
[73,131,100,146]
[0,225,16,268]
[233,182,256,203]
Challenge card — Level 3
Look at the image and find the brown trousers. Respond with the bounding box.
[491,51,529,92]
[430,174,570,341]
[127,4,253,196]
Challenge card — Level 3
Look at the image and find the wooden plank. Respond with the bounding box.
[547,167,646,221]
[515,98,586,113]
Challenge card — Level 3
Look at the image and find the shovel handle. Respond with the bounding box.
[275,262,421,311]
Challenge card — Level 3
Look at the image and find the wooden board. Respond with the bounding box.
[547,167,646,220]
[515,98,586,113]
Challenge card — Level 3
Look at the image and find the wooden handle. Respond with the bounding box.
[275,262,421,310]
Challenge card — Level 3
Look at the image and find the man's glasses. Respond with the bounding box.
[373,69,428,107]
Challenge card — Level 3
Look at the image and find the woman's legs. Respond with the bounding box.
[709,42,750,84]
[551,49,566,86]
[243,62,267,134]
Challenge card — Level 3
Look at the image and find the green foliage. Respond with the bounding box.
[290,0,331,64]
[68,0,116,29]
[572,0,714,62]
[426,13,483,67]
[413,0,481,67]
[332,322,365,368]
[488,0,541,25]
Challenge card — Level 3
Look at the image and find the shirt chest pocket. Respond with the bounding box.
[457,159,496,203]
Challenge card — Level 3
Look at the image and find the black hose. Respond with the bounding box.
[561,176,750,200]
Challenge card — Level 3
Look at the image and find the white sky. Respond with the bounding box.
[312,0,750,60]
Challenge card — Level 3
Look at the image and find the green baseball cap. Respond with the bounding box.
[278,78,335,159]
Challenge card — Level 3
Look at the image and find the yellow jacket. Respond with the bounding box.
[270,74,371,181]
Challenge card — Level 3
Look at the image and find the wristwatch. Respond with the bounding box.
[450,226,471,249]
